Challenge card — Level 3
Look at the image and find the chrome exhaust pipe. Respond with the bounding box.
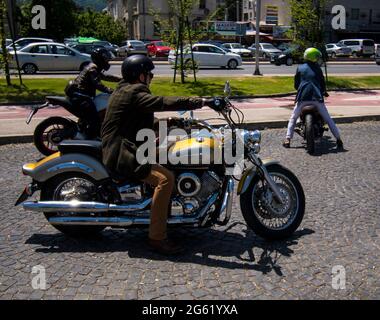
[46,192,220,228]
[23,199,152,213]
[48,215,201,227]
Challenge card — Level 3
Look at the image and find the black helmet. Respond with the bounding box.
[122,55,155,82]
[91,47,112,71]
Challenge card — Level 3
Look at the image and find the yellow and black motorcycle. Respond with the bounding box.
[16,84,305,240]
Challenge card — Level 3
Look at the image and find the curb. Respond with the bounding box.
[1,88,379,107]
[1,115,379,146]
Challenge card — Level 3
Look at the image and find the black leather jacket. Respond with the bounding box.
[66,62,121,98]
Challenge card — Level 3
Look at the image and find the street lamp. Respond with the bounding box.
[254,0,262,76]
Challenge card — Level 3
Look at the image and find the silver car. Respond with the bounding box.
[248,43,282,59]
[8,42,92,74]
[325,43,352,58]
[118,40,148,57]
[7,37,54,51]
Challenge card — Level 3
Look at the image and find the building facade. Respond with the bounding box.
[242,0,291,30]
[107,0,225,40]
[324,0,380,42]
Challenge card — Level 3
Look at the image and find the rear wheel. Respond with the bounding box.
[227,59,238,69]
[41,173,105,237]
[34,117,77,156]
[305,114,315,154]
[23,63,38,74]
[286,57,293,66]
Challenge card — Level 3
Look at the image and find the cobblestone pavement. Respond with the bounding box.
[0,122,379,300]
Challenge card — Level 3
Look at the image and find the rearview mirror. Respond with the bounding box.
[224,81,231,97]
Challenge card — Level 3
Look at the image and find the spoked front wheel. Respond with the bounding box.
[240,164,305,240]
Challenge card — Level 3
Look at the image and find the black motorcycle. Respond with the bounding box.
[295,105,328,154]
[27,94,110,156]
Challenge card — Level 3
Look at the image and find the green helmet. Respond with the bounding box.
[304,48,322,63]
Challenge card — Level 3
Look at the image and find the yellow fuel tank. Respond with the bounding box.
[168,136,222,166]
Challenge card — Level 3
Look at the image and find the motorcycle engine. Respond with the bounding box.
[176,172,222,214]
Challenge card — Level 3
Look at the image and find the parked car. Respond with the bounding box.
[6,37,54,51]
[337,39,375,57]
[271,45,302,66]
[68,43,116,58]
[325,43,352,58]
[5,39,12,46]
[248,43,282,59]
[118,40,148,57]
[376,46,380,65]
[198,40,225,48]
[146,41,173,57]
[66,39,118,56]
[168,43,242,69]
[276,42,292,52]
[221,43,252,57]
[8,42,91,74]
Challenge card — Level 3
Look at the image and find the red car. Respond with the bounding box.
[146,41,173,57]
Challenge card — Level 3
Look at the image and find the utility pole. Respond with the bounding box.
[236,1,239,21]
[253,0,262,76]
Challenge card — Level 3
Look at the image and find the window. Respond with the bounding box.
[199,0,206,9]
[49,45,75,55]
[351,8,360,20]
[363,40,374,46]
[209,46,224,54]
[266,6,278,25]
[198,46,210,53]
[29,45,49,54]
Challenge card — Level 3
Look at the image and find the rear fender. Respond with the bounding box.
[237,159,280,195]
[22,153,110,183]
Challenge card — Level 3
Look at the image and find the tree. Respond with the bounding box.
[0,0,11,85]
[76,9,127,45]
[150,0,211,83]
[289,0,328,55]
[18,0,79,41]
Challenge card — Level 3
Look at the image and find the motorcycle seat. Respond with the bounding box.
[46,96,72,109]
[301,105,317,113]
[58,140,102,159]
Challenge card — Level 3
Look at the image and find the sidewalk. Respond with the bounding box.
[0,90,379,145]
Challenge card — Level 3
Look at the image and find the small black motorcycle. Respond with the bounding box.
[295,105,329,154]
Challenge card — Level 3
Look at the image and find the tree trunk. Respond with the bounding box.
[0,0,11,86]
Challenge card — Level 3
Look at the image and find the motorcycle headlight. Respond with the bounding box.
[241,130,262,153]
[243,130,261,145]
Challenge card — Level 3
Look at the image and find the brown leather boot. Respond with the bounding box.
[148,238,185,256]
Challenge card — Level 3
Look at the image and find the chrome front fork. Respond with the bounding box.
[248,153,285,204]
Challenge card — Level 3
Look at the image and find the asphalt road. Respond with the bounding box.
[0,121,379,300]
[7,62,380,78]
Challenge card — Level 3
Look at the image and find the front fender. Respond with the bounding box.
[23,153,110,183]
[237,159,280,195]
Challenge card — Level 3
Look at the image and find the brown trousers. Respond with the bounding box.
[142,164,175,240]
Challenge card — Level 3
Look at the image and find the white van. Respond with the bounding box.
[337,39,375,57]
